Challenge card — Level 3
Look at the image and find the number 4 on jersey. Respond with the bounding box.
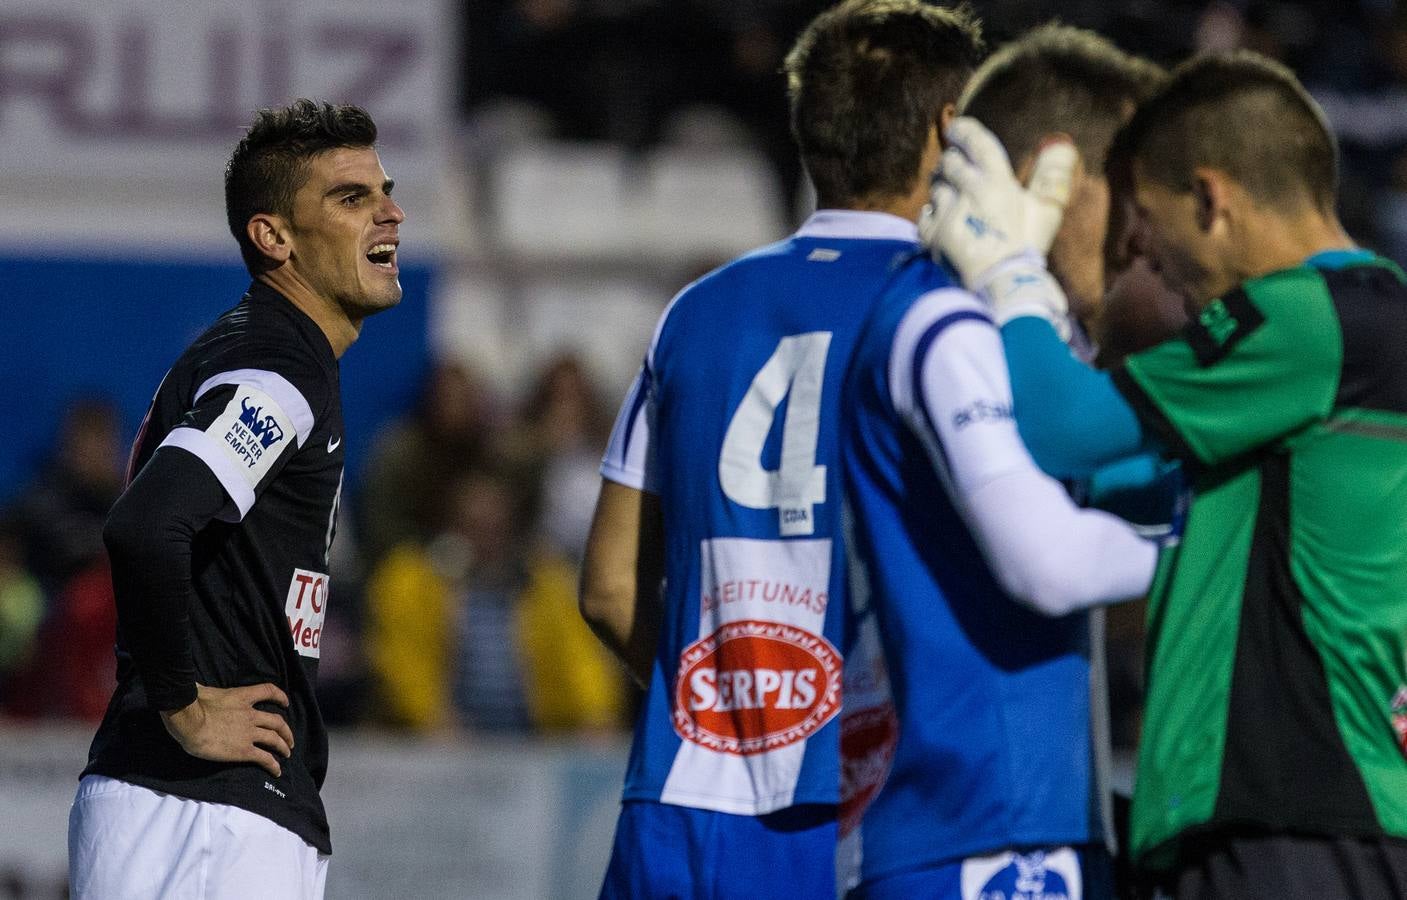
[719,332,832,536]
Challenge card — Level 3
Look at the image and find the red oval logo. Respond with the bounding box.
[839,702,898,836]
[673,619,841,755]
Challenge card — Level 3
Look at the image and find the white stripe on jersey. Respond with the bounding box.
[195,368,316,447]
[158,427,257,520]
[600,364,655,492]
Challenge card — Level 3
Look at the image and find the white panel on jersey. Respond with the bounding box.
[660,537,839,815]
[600,366,654,492]
[959,847,1083,900]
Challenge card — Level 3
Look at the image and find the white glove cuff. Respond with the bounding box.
[974,254,1072,341]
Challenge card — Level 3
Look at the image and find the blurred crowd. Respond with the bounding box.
[0,355,636,739]
[8,0,1407,750]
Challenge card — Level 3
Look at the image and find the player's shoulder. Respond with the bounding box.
[174,286,336,411]
[862,251,989,356]
[883,282,995,395]
[645,244,788,360]
[895,283,991,342]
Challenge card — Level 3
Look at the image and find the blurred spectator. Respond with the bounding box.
[505,353,615,562]
[359,361,496,566]
[2,556,117,722]
[365,535,456,733]
[444,468,535,732]
[0,521,43,711]
[8,398,123,593]
[365,466,626,735]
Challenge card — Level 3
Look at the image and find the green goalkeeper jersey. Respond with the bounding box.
[1111,250,1407,870]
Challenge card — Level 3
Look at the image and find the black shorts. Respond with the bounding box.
[1156,830,1407,900]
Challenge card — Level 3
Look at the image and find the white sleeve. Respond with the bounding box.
[600,362,658,493]
[889,289,1156,615]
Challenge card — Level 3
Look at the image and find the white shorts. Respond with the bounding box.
[68,775,329,900]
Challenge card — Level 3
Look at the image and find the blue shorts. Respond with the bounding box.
[848,845,1112,900]
[599,800,838,900]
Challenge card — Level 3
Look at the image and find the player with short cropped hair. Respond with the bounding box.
[928,50,1407,899]
[577,2,983,896]
[841,26,1166,899]
[954,23,1166,361]
[68,99,403,900]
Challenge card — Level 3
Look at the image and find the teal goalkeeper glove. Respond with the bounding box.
[919,116,1078,339]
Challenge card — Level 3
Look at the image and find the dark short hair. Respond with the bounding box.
[1121,51,1337,213]
[225,99,378,273]
[959,23,1165,175]
[785,0,985,208]
[1103,123,1140,273]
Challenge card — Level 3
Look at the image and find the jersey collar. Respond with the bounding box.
[795,209,919,243]
[1304,247,1373,270]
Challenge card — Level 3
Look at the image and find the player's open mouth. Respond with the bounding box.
[366,243,397,270]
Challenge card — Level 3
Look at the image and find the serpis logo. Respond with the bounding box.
[673,620,840,756]
[239,397,286,449]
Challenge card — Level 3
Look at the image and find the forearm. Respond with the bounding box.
[896,299,1156,615]
[579,580,660,689]
[579,480,664,688]
[964,465,1158,616]
[1003,316,1149,479]
[104,447,229,711]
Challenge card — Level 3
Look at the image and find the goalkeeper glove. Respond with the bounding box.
[919,116,1078,339]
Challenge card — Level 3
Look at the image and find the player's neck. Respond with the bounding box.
[844,189,926,225]
[1235,206,1355,283]
[255,269,360,359]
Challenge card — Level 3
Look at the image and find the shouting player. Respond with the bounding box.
[577,2,984,897]
[68,100,403,899]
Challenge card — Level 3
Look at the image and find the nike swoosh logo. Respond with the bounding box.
[327,436,341,453]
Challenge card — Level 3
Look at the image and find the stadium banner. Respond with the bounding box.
[0,725,625,899]
[0,0,453,254]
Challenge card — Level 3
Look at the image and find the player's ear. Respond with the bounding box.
[937,102,957,144]
[1191,167,1229,234]
[247,213,292,264]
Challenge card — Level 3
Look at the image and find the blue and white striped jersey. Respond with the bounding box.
[842,268,1110,884]
[601,211,919,815]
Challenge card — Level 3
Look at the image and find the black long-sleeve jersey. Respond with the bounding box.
[83,281,344,853]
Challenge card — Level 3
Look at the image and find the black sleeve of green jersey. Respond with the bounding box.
[1109,277,1340,467]
[103,446,231,711]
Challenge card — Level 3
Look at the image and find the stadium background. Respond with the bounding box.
[1,0,1404,896]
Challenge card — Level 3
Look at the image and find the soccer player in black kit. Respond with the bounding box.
[67,100,404,899]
